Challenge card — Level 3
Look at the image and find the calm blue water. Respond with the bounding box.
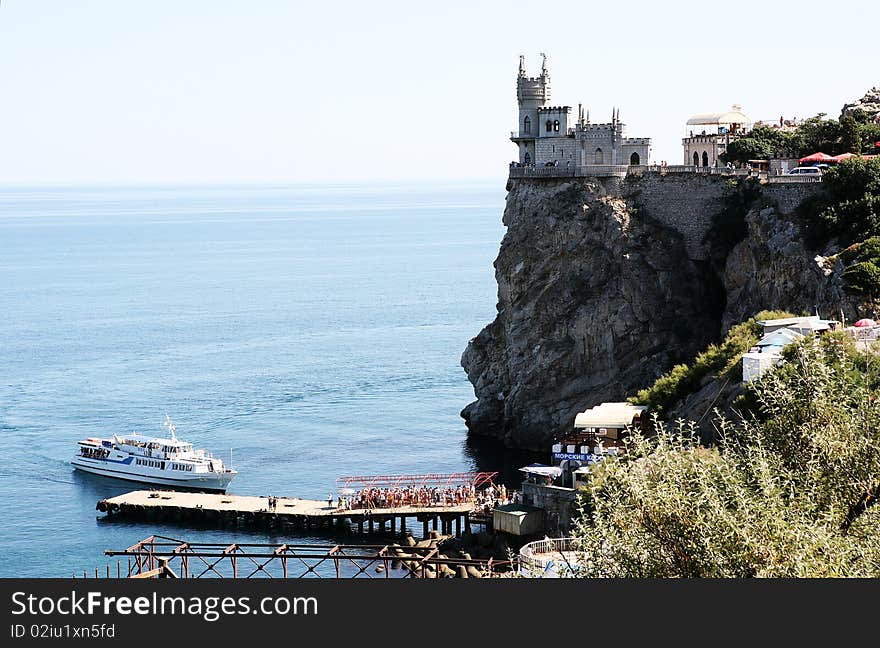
[0,183,507,577]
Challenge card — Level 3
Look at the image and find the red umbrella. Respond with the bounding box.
[854,318,876,327]
[799,152,834,164]
[831,153,856,162]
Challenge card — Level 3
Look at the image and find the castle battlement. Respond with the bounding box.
[580,123,619,130]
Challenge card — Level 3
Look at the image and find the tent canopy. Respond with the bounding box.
[573,402,647,429]
[757,328,804,348]
[799,152,833,163]
[854,318,877,327]
[687,105,750,126]
[518,464,563,477]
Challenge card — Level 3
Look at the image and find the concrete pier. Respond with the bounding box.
[97,490,476,539]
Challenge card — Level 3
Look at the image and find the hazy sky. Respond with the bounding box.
[1,0,877,185]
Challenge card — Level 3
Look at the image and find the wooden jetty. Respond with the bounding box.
[97,490,478,538]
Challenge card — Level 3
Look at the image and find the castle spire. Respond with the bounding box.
[518,54,526,78]
[540,52,548,77]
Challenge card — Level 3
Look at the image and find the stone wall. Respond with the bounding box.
[763,182,825,215]
[608,173,730,261]
[592,173,826,261]
[535,137,578,166]
[520,482,580,535]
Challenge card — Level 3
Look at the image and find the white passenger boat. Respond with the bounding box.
[71,416,237,492]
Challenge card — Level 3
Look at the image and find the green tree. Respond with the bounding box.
[798,114,843,155]
[841,114,863,155]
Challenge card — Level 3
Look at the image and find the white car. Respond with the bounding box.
[786,167,823,175]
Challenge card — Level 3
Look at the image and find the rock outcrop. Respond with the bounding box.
[721,205,858,332]
[841,87,880,123]
[462,176,863,450]
[461,178,720,449]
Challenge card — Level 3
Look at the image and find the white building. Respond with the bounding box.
[742,316,837,383]
[682,105,751,167]
[511,55,652,168]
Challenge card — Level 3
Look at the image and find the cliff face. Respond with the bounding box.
[461,178,720,449]
[462,176,861,450]
[721,204,858,331]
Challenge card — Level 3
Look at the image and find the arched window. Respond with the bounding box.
[524,152,531,165]
[630,152,640,165]
[693,151,699,166]
[594,148,604,164]
[546,120,553,133]
[553,120,560,132]
[523,116,531,135]
[702,151,709,167]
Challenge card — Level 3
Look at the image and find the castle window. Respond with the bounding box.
[693,151,699,166]
[553,120,560,132]
[630,152,640,165]
[523,116,531,134]
[546,120,553,133]
[702,151,709,167]
[524,152,531,165]
[594,148,604,164]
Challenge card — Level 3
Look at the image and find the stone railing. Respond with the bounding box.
[508,165,630,178]
[765,174,824,184]
[645,165,750,177]
[518,536,580,576]
[508,164,754,180]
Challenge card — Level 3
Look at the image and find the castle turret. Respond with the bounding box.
[512,54,551,164]
[516,53,550,110]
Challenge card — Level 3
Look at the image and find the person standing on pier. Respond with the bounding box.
[327,492,334,509]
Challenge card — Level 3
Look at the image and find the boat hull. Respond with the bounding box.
[71,458,235,493]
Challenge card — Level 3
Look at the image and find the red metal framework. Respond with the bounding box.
[82,535,511,579]
[335,472,497,491]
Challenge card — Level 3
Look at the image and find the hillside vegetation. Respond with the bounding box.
[628,310,794,416]
[575,333,880,577]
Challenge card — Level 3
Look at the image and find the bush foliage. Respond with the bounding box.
[574,335,880,577]
[628,310,794,415]
[800,157,880,250]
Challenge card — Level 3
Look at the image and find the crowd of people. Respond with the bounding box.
[335,483,519,513]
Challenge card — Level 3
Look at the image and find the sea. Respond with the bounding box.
[0,182,532,577]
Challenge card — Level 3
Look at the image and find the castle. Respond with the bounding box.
[511,54,652,167]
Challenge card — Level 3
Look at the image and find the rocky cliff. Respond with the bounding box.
[461,175,861,450]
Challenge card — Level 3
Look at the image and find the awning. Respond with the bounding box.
[686,106,750,126]
[799,152,833,164]
[518,464,563,477]
[574,402,647,429]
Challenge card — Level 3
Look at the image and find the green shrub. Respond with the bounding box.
[629,310,795,415]
[800,157,880,250]
[705,177,765,262]
[843,260,880,296]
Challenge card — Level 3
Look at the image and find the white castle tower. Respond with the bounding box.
[511,54,552,166]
